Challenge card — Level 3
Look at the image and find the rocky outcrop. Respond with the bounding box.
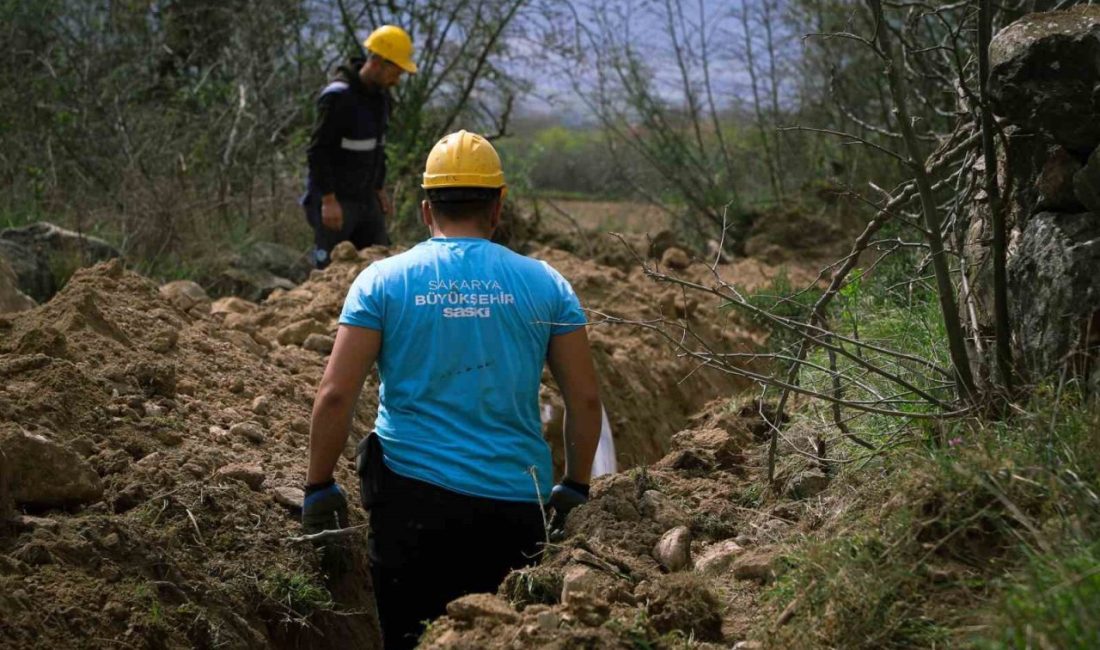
[989,6,1100,154]
[964,7,1100,382]
[1075,148,1100,214]
[0,257,36,314]
[0,222,121,303]
[1008,212,1100,376]
[206,242,310,301]
[0,239,54,303]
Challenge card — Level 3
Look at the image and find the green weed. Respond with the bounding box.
[259,570,332,617]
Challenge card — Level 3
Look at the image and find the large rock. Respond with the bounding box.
[0,428,104,509]
[0,239,54,302]
[206,242,310,301]
[1036,147,1085,212]
[237,242,312,284]
[1074,147,1100,214]
[989,6,1100,152]
[208,266,295,302]
[159,280,211,315]
[0,222,119,262]
[0,256,36,313]
[0,446,12,522]
[1008,212,1100,377]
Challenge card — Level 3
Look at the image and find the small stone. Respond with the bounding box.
[250,395,272,415]
[13,515,61,533]
[143,402,165,418]
[561,565,598,605]
[661,246,692,270]
[228,377,245,394]
[289,418,310,435]
[102,532,120,549]
[535,610,560,632]
[1,428,104,508]
[210,297,257,316]
[733,641,763,650]
[445,593,518,624]
[149,329,179,354]
[272,486,304,511]
[276,319,327,346]
[654,526,692,572]
[216,463,265,490]
[731,550,777,584]
[104,601,129,622]
[330,241,359,263]
[159,280,210,314]
[229,422,265,444]
[181,463,206,478]
[302,333,335,354]
[694,539,744,575]
[787,469,829,499]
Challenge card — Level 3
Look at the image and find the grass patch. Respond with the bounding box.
[259,570,333,617]
[755,394,1100,649]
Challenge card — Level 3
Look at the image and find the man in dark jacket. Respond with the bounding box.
[303,25,417,268]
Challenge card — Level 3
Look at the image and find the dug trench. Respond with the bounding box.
[0,238,819,649]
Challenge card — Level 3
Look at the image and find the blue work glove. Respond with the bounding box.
[548,479,589,540]
[302,480,350,576]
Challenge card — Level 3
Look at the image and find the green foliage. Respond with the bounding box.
[741,270,823,364]
[759,390,1100,649]
[986,541,1100,649]
[259,570,332,617]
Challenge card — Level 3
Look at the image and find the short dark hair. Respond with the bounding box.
[427,187,501,221]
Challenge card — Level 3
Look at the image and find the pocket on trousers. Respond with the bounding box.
[356,432,385,509]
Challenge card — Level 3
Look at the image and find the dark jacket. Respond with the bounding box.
[305,63,390,201]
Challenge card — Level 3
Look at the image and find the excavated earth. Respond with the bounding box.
[0,238,818,649]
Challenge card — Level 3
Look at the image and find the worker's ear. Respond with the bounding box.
[487,197,503,232]
[421,199,434,231]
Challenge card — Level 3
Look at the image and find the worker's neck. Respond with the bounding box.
[432,221,492,240]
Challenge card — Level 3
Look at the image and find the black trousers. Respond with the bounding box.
[367,462,545,650]
[303,193,390,268]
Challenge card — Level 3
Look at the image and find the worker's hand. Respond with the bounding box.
[547,480,589,541]
[302,481,350,576]
[376,188,392,218]
[321,195,344,232]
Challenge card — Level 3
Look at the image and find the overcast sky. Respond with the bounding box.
[502,0,799,125]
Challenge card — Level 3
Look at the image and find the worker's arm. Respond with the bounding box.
[547,326,602,484]
[306,325,382,484]
[306,90,348,231]
[306,90,346,200]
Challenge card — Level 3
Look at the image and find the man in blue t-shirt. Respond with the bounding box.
[301,130,603,650]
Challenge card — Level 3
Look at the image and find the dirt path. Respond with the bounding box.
[0,240,815,648]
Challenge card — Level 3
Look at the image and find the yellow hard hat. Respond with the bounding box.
[422,130,507,194]
[364,25,417,74]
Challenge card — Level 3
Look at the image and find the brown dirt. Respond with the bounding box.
[0,236,818,648]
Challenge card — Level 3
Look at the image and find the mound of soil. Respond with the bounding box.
[0,239,811,648]
[419,399,818,649]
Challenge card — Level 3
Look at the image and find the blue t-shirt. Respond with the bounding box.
[339,237,586,503]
